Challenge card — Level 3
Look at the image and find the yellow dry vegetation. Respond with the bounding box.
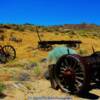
[0,29,100,99]
[0,29,100,63]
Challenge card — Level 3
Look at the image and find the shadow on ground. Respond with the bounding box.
[0,93,7,99]
[77,83,100,99]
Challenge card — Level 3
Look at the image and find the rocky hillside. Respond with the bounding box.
[0,24,100,100]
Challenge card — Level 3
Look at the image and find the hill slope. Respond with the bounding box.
[0,24,100,99]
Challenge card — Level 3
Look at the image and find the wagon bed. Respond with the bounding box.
[38,40,82,45]
[38,40,82,51]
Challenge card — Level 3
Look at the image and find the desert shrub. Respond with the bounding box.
[0,30,4,33]
[40,58,47,63]
[80,33,88,37]
[45,27,57,32]
[18,72,30,81]
[45,28,53,32]
[24,62,38,70]
[69,30,76,35]
[0,34,5,41]
[69,35,73,38]
[93,34,98,37]
[14,25,25,32]
[3,25,11,29]
[24,25,34,32]
[9,24,19,30]
[29,27,34,31]
[24,83,33,90]
[0,83,6,94]
[17,27,24,31]
[54,32,59,35]
[33,66,41,77]
[9,33,22,43]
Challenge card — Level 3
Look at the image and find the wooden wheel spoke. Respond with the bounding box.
[61,62,65,67]
[75,80,82,87]
[75,66,82,72]
[60,70,65,74]
[76,76,84,82]
[60,67,66,71]
[64,59,69,66]
[61,61,69,68]
[75,72,84,76]
[72,60,78,68]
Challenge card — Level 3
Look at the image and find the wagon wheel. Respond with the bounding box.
[54,55,90,94]
[2,45,16,62]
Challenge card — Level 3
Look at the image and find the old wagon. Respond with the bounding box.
[36,27,82,51]
[48,49,100,94]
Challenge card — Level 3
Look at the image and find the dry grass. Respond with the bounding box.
[0,29,100,99]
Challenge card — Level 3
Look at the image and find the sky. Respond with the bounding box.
[0,0,100,25]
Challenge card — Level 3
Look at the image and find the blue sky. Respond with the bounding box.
[0,0,100,25]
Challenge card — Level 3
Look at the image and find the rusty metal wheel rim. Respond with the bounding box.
[54,55,85,93]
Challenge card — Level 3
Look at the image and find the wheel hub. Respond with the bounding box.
[6,53,10,57]
[63,68,75,80]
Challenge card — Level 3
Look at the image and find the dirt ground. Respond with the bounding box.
[0,79,99,100]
